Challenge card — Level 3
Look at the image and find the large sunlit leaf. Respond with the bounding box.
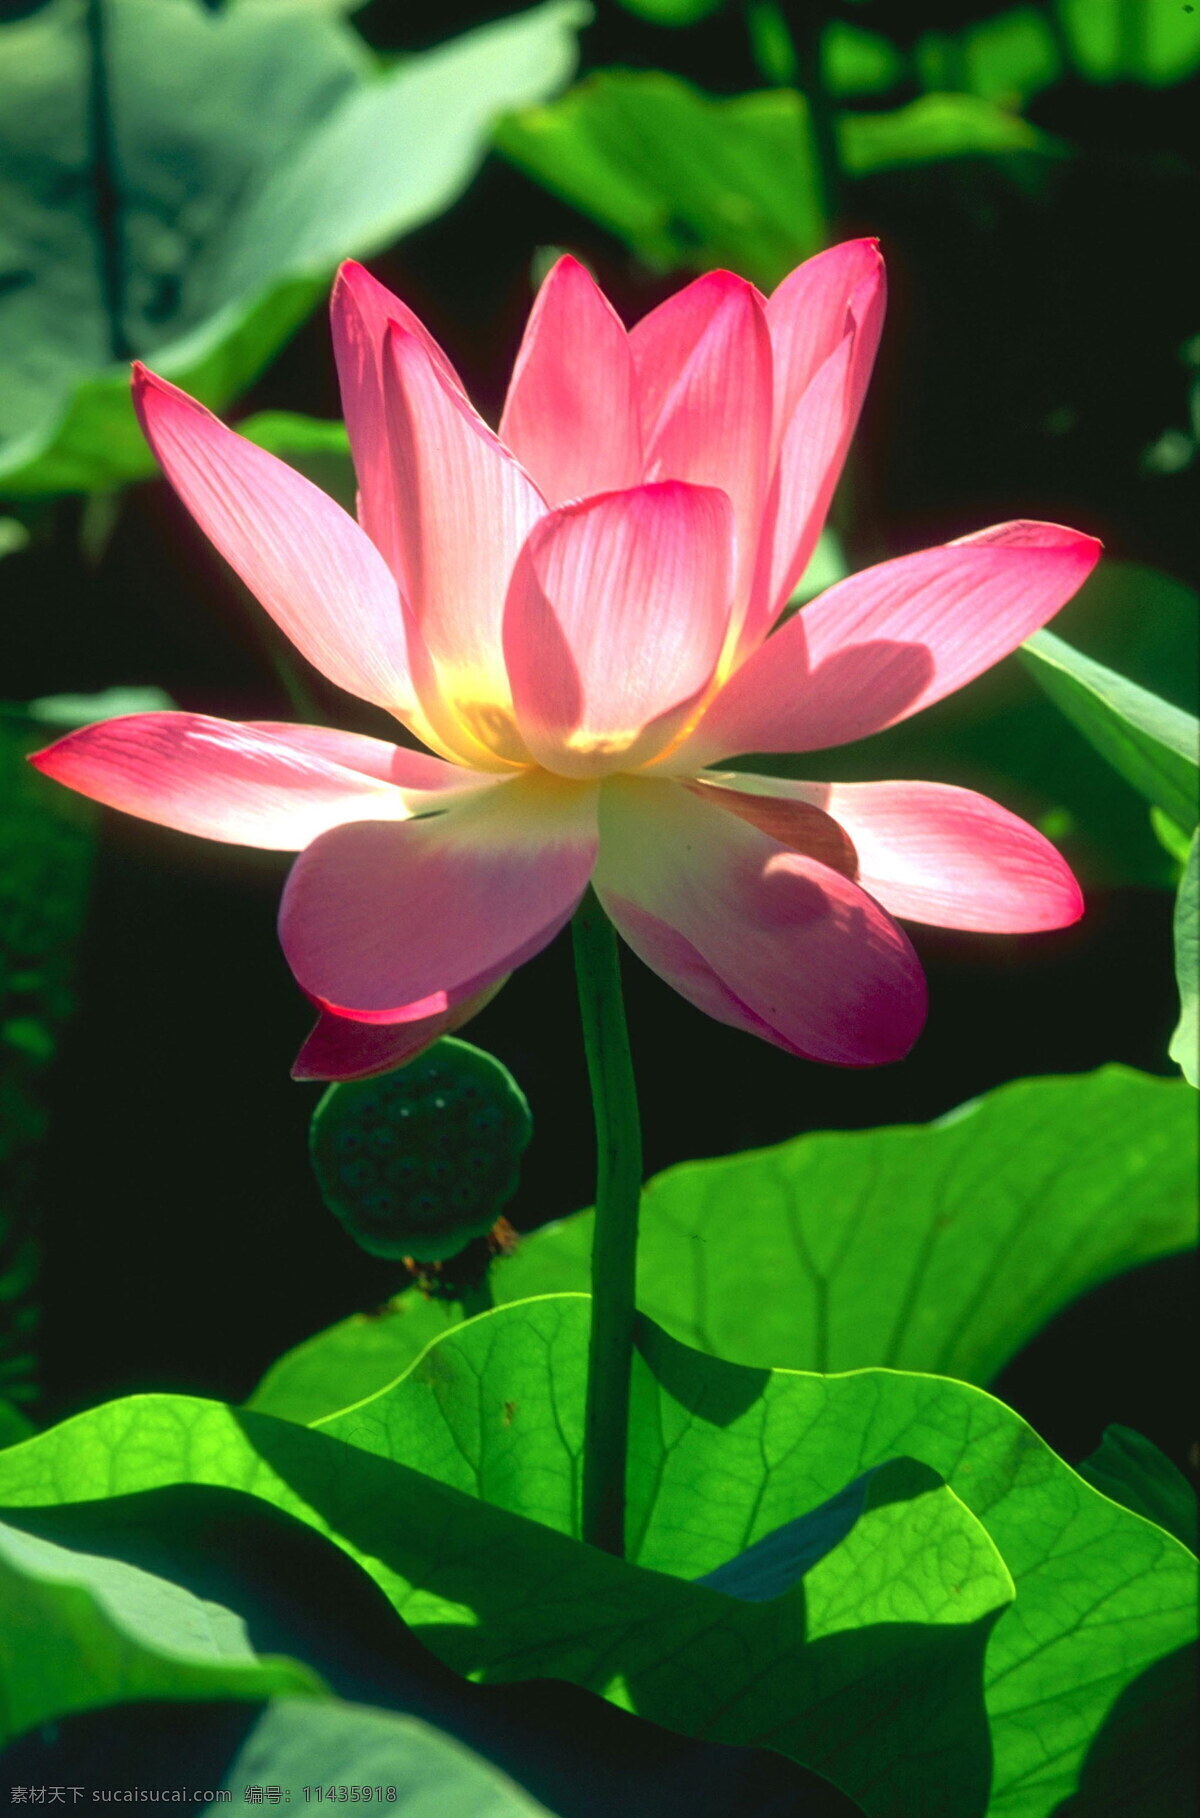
[0,1341,1014,1818]
[0,0,581,495]
[0,1516,321,1743]
[1050,1643,1198,1818]
[496,70,1052,290]
[2,1299,1194,1817]
[249,1067,1197,1423]
[1020,631,1199,835]
[1169,831,1198,1086]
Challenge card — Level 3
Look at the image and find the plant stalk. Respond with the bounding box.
[572,887,643,1557]
[85,0,132,363]
[459,1278,495,1320]
[787,4,841,232]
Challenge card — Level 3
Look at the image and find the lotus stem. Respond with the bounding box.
[572,886,643,1557]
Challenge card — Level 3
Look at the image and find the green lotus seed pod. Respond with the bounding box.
[309,1037,533,1262]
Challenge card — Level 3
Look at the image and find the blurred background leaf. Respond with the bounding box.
[238,408,356,512]
[616,0,724,23]
[496,69,1056,288]
[1019,625,1198,1081]
[1020,629,1198,835]
[0,0,583,495]
[1057,0,1200,86]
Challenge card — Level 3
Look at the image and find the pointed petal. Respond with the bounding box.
[503,482,735,778]
[382,325,546,761]
[681,521,1102,765]
[133,368,412,713]
[631,272,773,623]
[330,260,467,584]
[629,269,765,433]
[829,777,1087,932]
[280,772,598,1019]
[292,978,503,1082]
[735,243,886,656]
[695,772,1084,932]
[28,713,490,850]
[767,239,885,432]
[498,256,642,507]
[595,778,926,1066]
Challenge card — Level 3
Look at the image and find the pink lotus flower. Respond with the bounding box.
[32,242,1098,1079]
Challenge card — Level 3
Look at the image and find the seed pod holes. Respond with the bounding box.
[309,1037,532,1262]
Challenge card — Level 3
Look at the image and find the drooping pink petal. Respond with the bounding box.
[28,714,491,851]
[294,1005,454,1082]
[280,772,598,1020]
[132,368,413,713]
[594,778,926,1066]
[630,272,773,624]
[382,325,547,763]
[743,246,886,649]
[292,978,504,1082]
[330,261,467,585]
[503,482,735,778]
[498,256,642,507]
[678,521,1102,767]
[694,771,1084,932]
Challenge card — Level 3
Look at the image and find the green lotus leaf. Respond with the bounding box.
[0,0,582,495]
[3,1298,1195,1815]
[0,1516,321,1744]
